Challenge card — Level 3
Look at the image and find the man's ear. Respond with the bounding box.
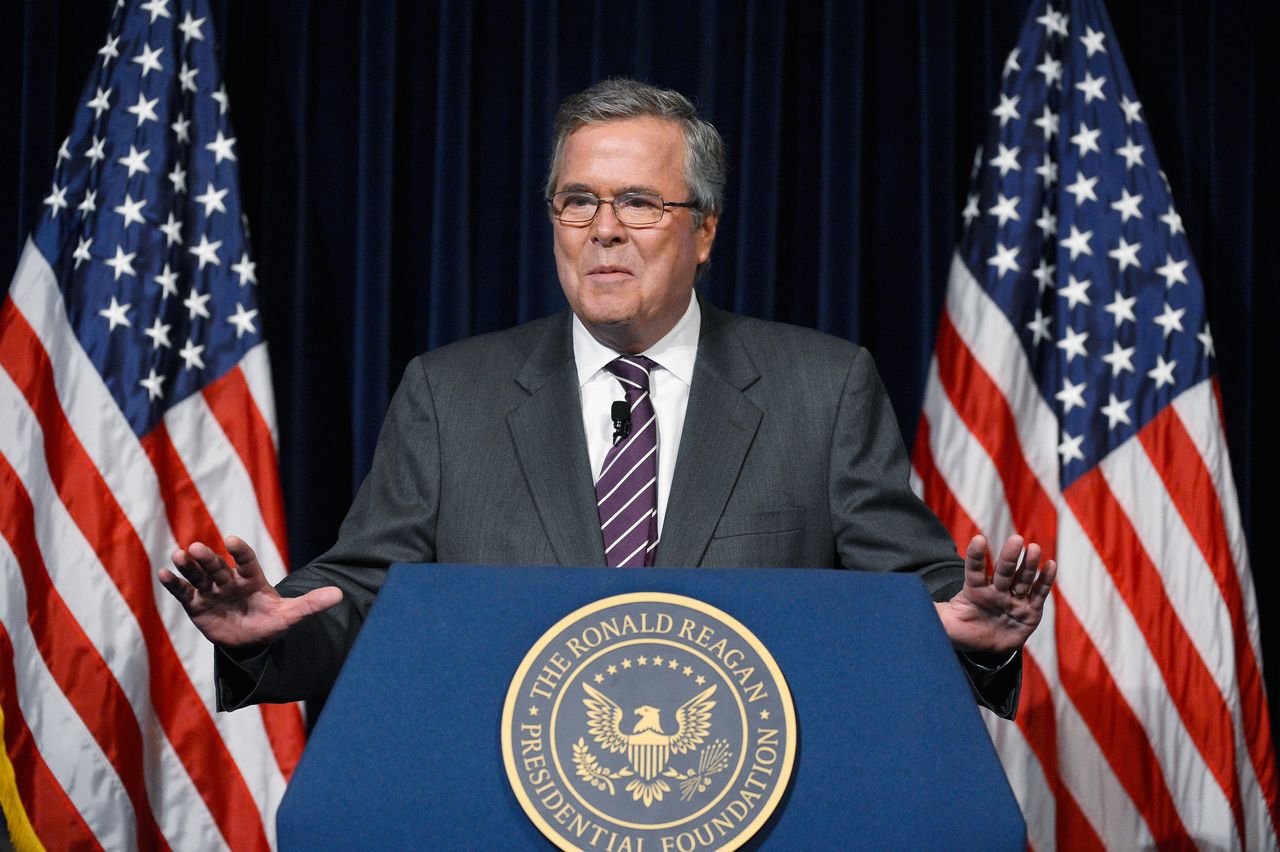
[695,212,719,265]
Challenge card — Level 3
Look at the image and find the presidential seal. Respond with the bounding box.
[502,593,796,852]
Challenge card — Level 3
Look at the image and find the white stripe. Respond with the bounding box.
[0,363,227,851]
[8,241,284,829]
[629,390,649,412]
[981,707,1056,851]
[601,477,657,530]
[1056,506,1237,848]
[606,508,655,555]
[920,363,1015,543]
[598,413,657,481]
[240,343,280,449]
[945,254,1060,500]
[0,535,135,851]
[616,541,648,568]
[597,444,658,506]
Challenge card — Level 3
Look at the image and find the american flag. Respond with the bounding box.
[911,0,1278,847]
[0,0,304,848]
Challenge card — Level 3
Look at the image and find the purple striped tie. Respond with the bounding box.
[596,355,659,567]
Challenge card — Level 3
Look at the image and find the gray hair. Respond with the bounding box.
[545,78,726,224]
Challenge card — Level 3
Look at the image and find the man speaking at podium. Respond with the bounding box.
[158,79,1055,719]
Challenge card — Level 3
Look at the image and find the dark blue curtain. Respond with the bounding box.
[6,0,1275,703]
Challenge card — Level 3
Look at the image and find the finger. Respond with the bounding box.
[157,566,196,606]
[989,535,1026,593]
[1010,543,1041,596]
[170,547,213,591]
[1027,559,1057,607]
[225,536,265,581]
[286,587,344,623]
[187,540,233,585]
[963,535,989,587]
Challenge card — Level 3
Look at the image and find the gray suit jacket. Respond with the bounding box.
[218,302,1019,715]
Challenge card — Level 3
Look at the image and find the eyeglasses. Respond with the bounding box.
[547,190,699,226]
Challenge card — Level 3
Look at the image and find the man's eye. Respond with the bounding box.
[619,194,661,210]
[562,193,597,208]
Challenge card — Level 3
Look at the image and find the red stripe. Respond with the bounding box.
[1065,471,1245,845]
[139,423,304,780]
[0,455,167,851]
[0,624,101,850]
[910,413,980,551]
[1141,405,1279,823]
[0,301,271,851]
[203,365,291,567]
[933,312,1057,556]
[1054,597,1195,849]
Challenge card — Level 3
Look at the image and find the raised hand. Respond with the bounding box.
[935,534,1056,655]
[159,536,342,649]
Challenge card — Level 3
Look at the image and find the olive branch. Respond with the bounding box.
[674,738,733,801]
[572,738,632,796]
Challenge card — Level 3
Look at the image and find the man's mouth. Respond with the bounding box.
[587,265,634,282]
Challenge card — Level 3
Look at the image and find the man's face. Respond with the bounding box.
[552,117,718,354]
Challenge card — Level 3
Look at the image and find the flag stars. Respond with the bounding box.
[143,317,172,349]
[42,182,68,218]
[989,143,1022,176]
[1156,254,1189,288]
[195,183,229,217]
[1056,326,1089,362]
[87,87,112,118]
[171,113,191,144]
[1027,309,1052,345]
[72,237,93,269]
[184,289,213,320]
[1154,304,1186,338]
[1100,394,1133,430]
[1003,48,1021,78]
[189,234,223,269]
[211,84,230,115]
[1058,431,1086,464]
[169,163,188,194]
[1036,55,1063,87]
[85,136,106,164]
[205,131,237,164]
[232,252,258,286]
[131,43,164,77]
[1070,122,1102,157]
[987,193,1021,227]
[1032,258,1056,292]
[227,304,260,340]
[114,193,147,228]
[1110,188,1143,223]
[56,137,71,164]
[1034,158,1058,188]
[139,369,166,402]
[1061,225,1093,260]
[1109,237,1142,273]
[1160,208,1185,236]
[1064,172,1099,205]
[1119,94,1144,124]
[1035,206,1057,239]
[1115,138,1145,170]
[1056,378,1087,413]
[178,339,205,371]
[1148,356,1177,389]
[116,144,151,177]
[961,193,980,226]
[179,62,199,94]
[1104,291,1137,326]
[1198,325,1215,358]
[78,189,98,217]
[159,212,183,247]
[1074,71,1107,104]
[1059,275,1092,309]
[98,34,120,64]
[1037,6,1069,38]
[139,0,170,23]
[987,242,1020,278]
[1079,26,1107,57]
[103,245,137,280]
[98,295,132,330]
[178,11,206,42]
[1033,106,1059,139]
[126,92,160,127]
[154,263,179,299]
[1102,340,1136,376]
[992,93,1021,127]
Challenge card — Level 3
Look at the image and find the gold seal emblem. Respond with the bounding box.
[502,593,796,851]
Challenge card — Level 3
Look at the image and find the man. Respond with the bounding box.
[159,79,1054,717]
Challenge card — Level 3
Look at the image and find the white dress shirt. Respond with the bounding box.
[573,293,700,537]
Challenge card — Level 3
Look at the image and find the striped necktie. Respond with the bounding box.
[596,355,659,567]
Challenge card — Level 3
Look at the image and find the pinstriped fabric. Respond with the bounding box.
[596,356,659,568]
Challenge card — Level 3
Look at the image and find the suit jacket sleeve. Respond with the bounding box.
[216,356,442,710]
[830,346,1021,719]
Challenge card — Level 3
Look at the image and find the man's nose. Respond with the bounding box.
[589,201,627,245]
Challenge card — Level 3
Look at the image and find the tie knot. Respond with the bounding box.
[604,355,657,392]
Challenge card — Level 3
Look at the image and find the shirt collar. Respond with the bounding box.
[572,291,701,388]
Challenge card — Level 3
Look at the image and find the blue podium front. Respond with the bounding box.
[276,564,1024,850]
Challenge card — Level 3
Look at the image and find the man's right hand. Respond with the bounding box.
[159,535,343,648]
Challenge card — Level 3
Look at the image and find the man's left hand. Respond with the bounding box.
[935,534,1056,655]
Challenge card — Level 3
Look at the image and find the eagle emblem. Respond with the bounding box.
[577,682,721,806]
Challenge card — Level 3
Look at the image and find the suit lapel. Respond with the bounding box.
[507,313,608,567]
[655,303,762,568]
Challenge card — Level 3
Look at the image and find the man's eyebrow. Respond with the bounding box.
[558,182,595,193]
[555,182,664,195]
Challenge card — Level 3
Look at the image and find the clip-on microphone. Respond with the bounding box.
[611,400,631,446]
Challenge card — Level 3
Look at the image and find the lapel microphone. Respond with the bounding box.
[610,400,631,446]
